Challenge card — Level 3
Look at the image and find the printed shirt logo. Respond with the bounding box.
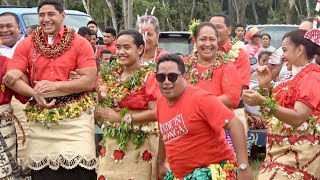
[159,114,188,143]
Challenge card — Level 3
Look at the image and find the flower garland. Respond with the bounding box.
[217,40,244,63]
[97,60,155,151]
[32,26,75,59]
[184,52,222,85]
[25,93,95,127]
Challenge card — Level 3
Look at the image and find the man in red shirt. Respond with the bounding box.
[156,54,253,180]
[210,14,250,89]
[3,0,97,179]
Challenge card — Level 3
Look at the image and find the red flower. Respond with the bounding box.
[113,149,125,163]
[141,150,153,162]
[98,175,105,180]
[100,146,106,157]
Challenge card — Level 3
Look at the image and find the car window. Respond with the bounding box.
[159,33,192,56]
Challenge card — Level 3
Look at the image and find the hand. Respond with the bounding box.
[257,65,272,88]
[242,89,267,106]
[68,69,80,80]
[96,85,107,100]
[33,80,58,94]
[158,163,169,180]
[95,107,121,122]
[3,69,23,86]
[33,93,56,108]
[237,168,254,180]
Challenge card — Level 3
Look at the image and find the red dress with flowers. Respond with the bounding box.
[97,65,159,180]
[259,63,320,180]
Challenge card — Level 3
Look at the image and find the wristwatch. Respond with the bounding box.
[238,163,248,170]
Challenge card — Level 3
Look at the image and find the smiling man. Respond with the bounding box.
[4,0,97,179]
[156,54,253,180]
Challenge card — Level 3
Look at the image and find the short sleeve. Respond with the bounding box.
[74,35,96,69]
[297,72,320,110]
[196,91,235,128]
[221,63,242,108]
[235,49,250,87]
[7,38,30,74]
[145,73,159,102]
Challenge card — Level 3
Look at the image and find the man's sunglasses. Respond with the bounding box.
[156,73,181,83]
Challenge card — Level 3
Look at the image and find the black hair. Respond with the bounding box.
[283,29,320,60]
[194,22,219,40]
[236,24,245,29]
[38,0,64,13]
[117,29,145,55]
[0,12,20,25]
[211,13,231,27]
[87,20,97,27]
[104,26,117,37]
[100,49,111,58]
[258,51,272,61]
[157,54,186,75]
[261,33,271,40]
[78,26,94,37]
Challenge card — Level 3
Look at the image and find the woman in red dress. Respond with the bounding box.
[184,22,243,150]
[243,29,320,179]
[137,15,169,65]
[96,29,159,180]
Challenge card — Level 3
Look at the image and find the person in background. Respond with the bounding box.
[99,49,112,67]
[156,54,253,180]
[0,12,30,178]
[25,25,39,37]
[243,29,320,180]
[87,20,98,34]
[251,51,272,82]
[260,33,275,52]
[234,23,245,42]
[245,27,262,59]
[100,26,116,55]
[137,15,169,65]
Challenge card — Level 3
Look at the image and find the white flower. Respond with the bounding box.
[316,123,320,132]
[141,126,151,132]
[133,125,140,130]
[283,123,292,129]
[297,122,308,131]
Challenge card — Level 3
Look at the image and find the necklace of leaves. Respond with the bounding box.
[97,60,153,150]
[185,52,222,85]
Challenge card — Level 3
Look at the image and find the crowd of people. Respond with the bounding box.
[0,0,319,179]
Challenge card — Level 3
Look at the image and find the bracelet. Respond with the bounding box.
[259,97,277,118]
[120,108,132,124]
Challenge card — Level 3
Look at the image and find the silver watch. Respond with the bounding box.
[238,163,248,170]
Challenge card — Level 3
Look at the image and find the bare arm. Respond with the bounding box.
[225,116,253,179]
[131,101,157,122]
[33,67,97,94]
[7,79,34,97]
[243,90,312,128]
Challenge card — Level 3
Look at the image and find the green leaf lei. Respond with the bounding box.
[98,60,154,150]
[256,85,278,118]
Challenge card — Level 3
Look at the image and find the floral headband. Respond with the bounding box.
[188,19,201,38]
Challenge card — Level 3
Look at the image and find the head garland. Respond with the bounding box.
[188,19,201,38]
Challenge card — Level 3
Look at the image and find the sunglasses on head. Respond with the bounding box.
[156,73,181,83]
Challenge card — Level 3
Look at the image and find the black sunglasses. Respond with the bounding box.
[156,73,181,83]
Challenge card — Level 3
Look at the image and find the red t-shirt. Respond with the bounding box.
[192,62,242,108]
[157,86,236,178]
[7,27,96,86]
[220,39,250,87]
[96,41,116,58]
[0,56,28,105]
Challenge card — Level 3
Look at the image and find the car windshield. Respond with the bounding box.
[22,13,95,33]
[257,26,298,48]
[159,33,192,56]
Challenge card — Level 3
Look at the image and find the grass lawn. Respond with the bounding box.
[249,153,265,179]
